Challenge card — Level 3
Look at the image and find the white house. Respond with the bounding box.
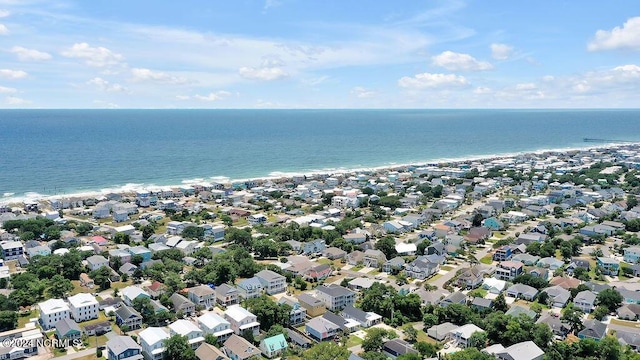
[197,312,234,342]
[86,255,109,271]
[139,327,169,360]
[168,319,205,350]
[255,270,287,295]
[38,299,71,330]
[0,240,24,260]
[68,293,99,322]
[121,286,150,306]
[449,324,485,349]
[224,305,260,336]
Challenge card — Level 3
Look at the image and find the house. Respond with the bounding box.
[341,305,382,328]
[298,293,326,317]
[619,288,640,304]
[615,330,640,351]
[536,257,564,270]
[80,273,94,289]
[482,277,507,294]
[119,263,138,277]
[597,257,620,275]
[278,297,307,326]
[566,259,590,275]
[315,285,356,311]
[305,317,340,341]
[542,285,571,308]
[248,213,268,225]
[549,276,581,290]
[304,264,333,282]
[512,253,540,266]
[426,242,445,256]
[121,286,150,306]
[362,249,387,268]
[505,306,537,320]
[578,320,607,341]
[383,257,405,274]
[255,270,287,295]
[139,327,169,360]
[145,281,167,299]
[427,322,458,341]
[395,242,417,256]
[347,250,365,265]
[38,298,71,330]
[188,285,215,309]
[224,305,260,336]
[26,245,52,258]
[115,305,143,330]
[84,321,112,336]
[382,339,419,359]
[536,313,571,339]
[449,324,485,348]
[86,255,109,271]
[55,318,82,341]
[195,343,228,360]
[0,240,24,260]
[260,334,288,359]
[573,290,597,313]
[404,255,441,280]
[223,334,260,360]
[236,277,263,300]
[495,261,524,281]
[170,293,196,316]
[215,284,240,307]
[471,297,493,311]
[439,291,467,307]
[302,239,326,254]
[493,246,513,262]
[68,293,99,322]
[128,246,152,263]
[505,284,539,301]
[106,335,142,360]
[624,247,640,264]
[482,217,504,230]
[198,312,234,342]
[495,341,545,360]
[457,267,486,289]
[169,319,205,350]
[322,247,347,260]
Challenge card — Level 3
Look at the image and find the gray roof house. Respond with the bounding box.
[439,292,467,307]
[506,284,539,301]
[427,322,458,341]
[542,286,571,308]
[535,314,571,339]
[574,290,597,313]
[578,319,607,341]
[495,341,544,360]
[170,293,196,316]
[106,335,143,360]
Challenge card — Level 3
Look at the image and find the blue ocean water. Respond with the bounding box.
[0,109,639,201]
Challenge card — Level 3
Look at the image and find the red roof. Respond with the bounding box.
[91,236,108,244]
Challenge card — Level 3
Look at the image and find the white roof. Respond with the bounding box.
[224,305,255,322]
[451,324,484,339]
[166,236,182,247]
[139,327,169,346]
[114,225,135,232]
[395,243,417,253]
[38,298,69,315]
[176,240,195,250]
[67,293,98,308]
[482,277,506,291]
[198,312,229,330]
[497,341,545,360]
[169,319,202,336]
[121,286,149,301]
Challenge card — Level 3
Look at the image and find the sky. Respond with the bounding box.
[0,0,639,109]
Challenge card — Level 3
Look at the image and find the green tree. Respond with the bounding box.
[163,335,196,360]
[375,236,398,260]
[492,292,508,312]
[181,226,205,240]
[403,324,417,343]
[561,303,585,334]
[302,342,349,360]
[0,311,18,331]
[592,306,610,321]
[596,288,623,312]
[204,333,218,345]
[397,354,422,360]
[362,328,389,352]
[47,274,74,298]
[244,295,292,331]
[130,254,144,266]
[468,331,488,349]
[447,347,494,360]
[415,341,437,357]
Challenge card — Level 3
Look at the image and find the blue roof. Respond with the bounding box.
[262,333,287,351]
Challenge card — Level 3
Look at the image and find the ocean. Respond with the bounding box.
[1,109,639,202]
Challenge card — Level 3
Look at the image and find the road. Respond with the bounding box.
[55,348,97,360]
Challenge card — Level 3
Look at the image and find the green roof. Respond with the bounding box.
[263,333,288,351]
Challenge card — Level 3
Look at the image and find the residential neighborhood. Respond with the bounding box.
[1,145,640,359]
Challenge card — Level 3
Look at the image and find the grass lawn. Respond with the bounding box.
[609,318,640,328]
[346,335,363,348]
[17,310,36,328]
[416,329,438,345]
[480,255,493,264]
[441,265,455,271]
[79,312,111,327]
[317,258,332,265]
[71,280,94,295]
[427,274,443,283]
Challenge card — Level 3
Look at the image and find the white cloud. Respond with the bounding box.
[61,42,124,67]
[431,51,492,71]
[175,95,190,100]
[87,77,127,92]
[0,69,27,79]
[350,86,377,98]
[398,72,469,89]
[473,86,492,94]
[194,91,232,102]
[515,83,536,91]
[264,0,282,10]
[130,68,188,84]
[93,100,120,109]
[239,66,288,81]
[0,23,7,35]
[588,17,640,51]
[10,46,52,61]
[0,85,17,93]
[5,96,31,105]
[0,10,10,18]
[490,43,514,60]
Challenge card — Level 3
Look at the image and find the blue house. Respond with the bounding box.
[259,333,288,358]
[597,257,620,275]
[127,246,152,262]
[302,239,326,254]
[482,217,504,230]
[624,247,640,264]
[106,335,142,360]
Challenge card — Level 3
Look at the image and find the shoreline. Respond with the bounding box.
[2,141,639,206]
